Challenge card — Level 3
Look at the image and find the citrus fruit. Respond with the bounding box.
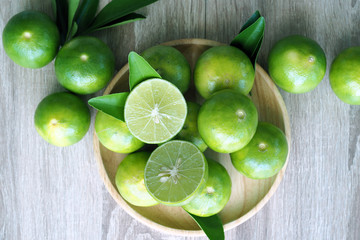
[194,45,255,99]
[55,36,115,94]
[95,111,144,153]
[144,140,208,206]
[329,46,360,105]
[2,10,60,68]
[34,92,90,147]
[141,45,191,93]
[124,78,187,144]
[268,35,326,93]
[230,122,288,179]
[183,159,231,217]
[198,89,258,153]
[115,152,159,207]
[175,101,207,152]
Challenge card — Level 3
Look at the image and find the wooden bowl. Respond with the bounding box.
[93,39,291,236]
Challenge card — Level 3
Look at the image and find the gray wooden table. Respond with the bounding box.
[1,0,360,239]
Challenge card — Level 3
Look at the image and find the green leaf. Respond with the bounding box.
[67,0,81,39]
[88,92,129,121]
[70,22,78,38]
[86,0,158,32]
[128,51,161,90]
[84,13,145,33]
[188,213,224,240]
[231,11,265,67]
[239,10,261,32]
[75,0,99,33]
[54,0,69,45]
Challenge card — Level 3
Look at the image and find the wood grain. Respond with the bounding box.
[1,0,359,240]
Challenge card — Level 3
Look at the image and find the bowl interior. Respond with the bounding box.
[95,39,290,235]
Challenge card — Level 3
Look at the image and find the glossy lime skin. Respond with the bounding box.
[268,35,326,93]
[55,36,115,94]
[2,10,60,68]
[34,92,90,147]
[115,152,159,207]
[183,159,231,217]
[175,101,207,152]
[194,45,255,99]
[329,46,360,105]
[198,89,258,153]
[95,111,144,153]
[230,122,288,179]
[141,45,191,93]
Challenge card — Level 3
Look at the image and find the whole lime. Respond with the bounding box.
[175,101,207,152]
[194,45,255,99]
[329,46,360,105]
[55,36,115,94]
[268,35,326,93]
[115,152,158,207]
[198,89,258,153]
[95,111,144,153]
[183,159,231,217]
[34,92,90,147]
[230,122,288,179]
[141,45,191,93]
[2,10,60,68]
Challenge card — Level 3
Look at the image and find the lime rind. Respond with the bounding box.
[144,140,208,206]
[230,122,288,179]
[124,78,187,144]
[94,111,144,153]
[183,159,232,217]
[115,152,158,207]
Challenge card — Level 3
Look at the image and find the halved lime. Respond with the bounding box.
[144,140,208,206]
[124,78,187,144]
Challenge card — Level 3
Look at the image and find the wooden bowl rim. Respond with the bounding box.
[93,38,291,237]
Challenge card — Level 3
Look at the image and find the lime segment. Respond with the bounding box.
[144,140,208,206]
[124,78,187,144]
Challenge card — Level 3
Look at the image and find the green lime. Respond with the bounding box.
[2,10,60,68]
[194,45,255,99]
[198,89,258,153]
[144,140,208,206]
[55,36,115,95]
[141,45,191,93]
[124,78,187,144]
[95,111,144,153]
[175,101,207,152]
[34,92,90,147]
[268,35,326,93]
[230,122,288,179]
[115,152,159,207]
[183,159,231,217]
[329,46,360,105]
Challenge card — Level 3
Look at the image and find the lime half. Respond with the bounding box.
[144,140,208,206]
[124,78,187,144]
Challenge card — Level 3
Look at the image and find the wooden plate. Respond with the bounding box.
[93,39,291,236]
